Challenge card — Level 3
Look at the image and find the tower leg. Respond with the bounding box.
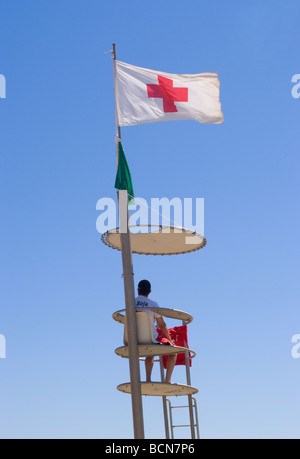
[183,326,195,439]
[119,190,144,439]
[159,356,170,439]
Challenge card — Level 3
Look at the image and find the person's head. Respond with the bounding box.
[138,279,151,297]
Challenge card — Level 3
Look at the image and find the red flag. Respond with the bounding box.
[160,324,192,369]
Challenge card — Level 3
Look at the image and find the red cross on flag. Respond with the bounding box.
[114,60,224,126]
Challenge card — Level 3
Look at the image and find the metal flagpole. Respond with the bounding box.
[182,320,195,439]
[159,356,170,439]
[112,44,145,439]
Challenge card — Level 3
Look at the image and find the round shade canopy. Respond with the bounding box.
[117,382,198,397]
[101,225,207,256]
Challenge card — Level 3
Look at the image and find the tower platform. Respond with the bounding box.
[115,344,196,359]
[112,307,193,324]
[117,382,198,397]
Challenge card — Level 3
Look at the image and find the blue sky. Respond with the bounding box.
[0,0,299,439]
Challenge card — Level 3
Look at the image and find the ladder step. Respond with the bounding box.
[172,424,193,428]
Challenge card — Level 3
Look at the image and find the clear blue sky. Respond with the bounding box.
[0,0,299,439]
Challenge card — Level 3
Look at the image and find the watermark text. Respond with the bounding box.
[291,334,300,359]
[291,74,300,99]
[0,334,6,358]
[0,74,6,99]
[96,194,204,242]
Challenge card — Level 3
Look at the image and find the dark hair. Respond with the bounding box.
[138,279,151,296]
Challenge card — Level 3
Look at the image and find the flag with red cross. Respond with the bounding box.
[114,60,224,126]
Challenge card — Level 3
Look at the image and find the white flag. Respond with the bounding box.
[114,60,224,127]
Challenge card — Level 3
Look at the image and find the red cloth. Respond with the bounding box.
[157,324,192,369]
[155,329,172,345]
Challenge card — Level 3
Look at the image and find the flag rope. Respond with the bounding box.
[128,193,185,230]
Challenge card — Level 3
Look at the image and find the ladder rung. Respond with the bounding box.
[170,405,191,409]
[172,424,192,428]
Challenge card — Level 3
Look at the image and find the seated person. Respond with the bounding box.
[135,279,177,383]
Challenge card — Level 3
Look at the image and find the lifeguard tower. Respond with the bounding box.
[102,43,217,438]
[102,224,206,439]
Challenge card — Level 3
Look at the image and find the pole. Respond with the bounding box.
[113,44,145,439]
[159,356,170,439]
[113,44,121,141]
[183,321,195,439]
[119,190,145,439]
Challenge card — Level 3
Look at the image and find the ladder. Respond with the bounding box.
[165,397,200,439]
[159,328,200,439]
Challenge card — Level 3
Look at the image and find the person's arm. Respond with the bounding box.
[156,317,175,345]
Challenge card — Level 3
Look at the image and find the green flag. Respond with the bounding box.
[114,141,134,204]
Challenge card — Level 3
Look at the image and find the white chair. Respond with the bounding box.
[123,311,156,345]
